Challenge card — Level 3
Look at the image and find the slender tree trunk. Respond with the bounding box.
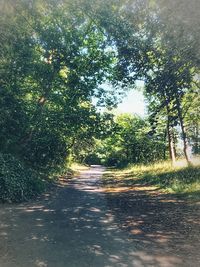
[172,130,177,158]
[181,121,190,164]
[194,122,199,154]
[165,97,176,165]
[167,123,176,165]
[163,129,167,160]
[175,95,191,165]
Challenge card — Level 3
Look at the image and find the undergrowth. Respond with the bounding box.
[0,154,87,203]
[103,159,200,200]
[0,153,46,203]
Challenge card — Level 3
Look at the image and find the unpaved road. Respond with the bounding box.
[0,166,199,267]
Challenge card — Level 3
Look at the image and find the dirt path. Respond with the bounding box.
[0,166,200,267]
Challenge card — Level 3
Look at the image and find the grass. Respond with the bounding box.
[103,158,200,200]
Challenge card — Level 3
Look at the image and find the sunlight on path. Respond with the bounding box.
[0,166,199,267]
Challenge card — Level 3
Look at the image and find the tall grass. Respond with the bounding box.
[104,158,200,200]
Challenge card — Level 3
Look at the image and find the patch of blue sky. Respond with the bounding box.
[117,89,146,117]
[93,80,146,116]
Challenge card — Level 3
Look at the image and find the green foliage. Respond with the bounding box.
[0,0,120,201]
[183,87,200,154]
[0,153,45,202]
[131,161,200,198]
[92,114,166,167]
[103,159,200,199]
[0,0,199,201]
[1,11,116,148]
[131,161,199,185]
[92,0,200,163]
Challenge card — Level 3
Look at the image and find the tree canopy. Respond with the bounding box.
[0,0,199,201]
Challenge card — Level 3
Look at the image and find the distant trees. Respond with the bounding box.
[89,114,166,167]
[142,1,200,164]
[183,81,200,155]
[0,0,200,201]
[88,0,200,165]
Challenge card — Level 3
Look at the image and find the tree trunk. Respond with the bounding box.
[175,95,191,165]
[163,129,167,160]
[172,130,177,158]
[165,97,176,165]
[194,122,199,154]
[167,123,176,166]
[181,120,190,164]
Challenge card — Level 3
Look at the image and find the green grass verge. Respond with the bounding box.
[103,159,200,200]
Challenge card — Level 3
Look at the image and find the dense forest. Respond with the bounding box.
[0,0,200,202]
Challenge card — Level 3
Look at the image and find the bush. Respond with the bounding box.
[84,153,101,165]
[0,153,45,203]
[104,151,128,167]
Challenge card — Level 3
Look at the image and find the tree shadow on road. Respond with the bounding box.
[0,167,200,267]
[102,172,200,267]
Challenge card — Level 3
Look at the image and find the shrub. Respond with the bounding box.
[0,153,45,202]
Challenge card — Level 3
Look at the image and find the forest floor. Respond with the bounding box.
[0,166,200,267]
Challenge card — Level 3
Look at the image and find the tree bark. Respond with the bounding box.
[167,121,176,166]
[165,95,176,165]
[175,94,191,165]
[163,128,167,160]
[194,122,199,154]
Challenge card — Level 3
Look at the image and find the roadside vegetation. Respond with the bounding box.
[0,153,45,202]
[103,159,200,200]
[0,0,200,202]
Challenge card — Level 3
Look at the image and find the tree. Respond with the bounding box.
[0,0,119,172]
[88,0,199,164]
[183,79,200,155]
[94,113,166,167]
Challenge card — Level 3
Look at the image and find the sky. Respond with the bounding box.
[94,81,146,116]
[117,90,146,117]
[116,80,146,117]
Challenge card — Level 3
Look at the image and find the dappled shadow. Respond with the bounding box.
[103,166,200,200]
[0,166,200,267]
[0,166,138,267]
[103,171,200,267]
